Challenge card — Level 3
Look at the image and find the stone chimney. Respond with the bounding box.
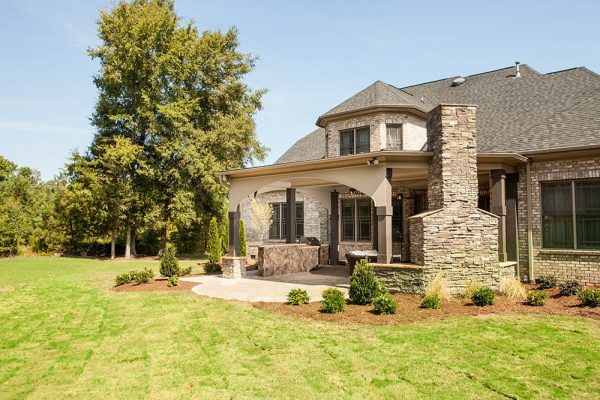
[426,104,478,210]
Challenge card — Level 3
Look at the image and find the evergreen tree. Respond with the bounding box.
[220,221,229,256]
[160,243,180,277]
[239,220,247,257]
[207,217,221,264]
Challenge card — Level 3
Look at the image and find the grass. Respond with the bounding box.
[1,257,599,399]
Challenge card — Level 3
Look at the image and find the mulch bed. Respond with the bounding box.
[112,279,198,292]
[253,286,600,325]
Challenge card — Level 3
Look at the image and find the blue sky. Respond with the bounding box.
[1,0,599,180]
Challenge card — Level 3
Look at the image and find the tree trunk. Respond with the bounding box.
[159,224,167,256]
[131,226,137,257]
[125,218,131,260]
[110,230,116,260]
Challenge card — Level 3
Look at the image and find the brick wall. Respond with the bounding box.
[517,157,600,285]
[325,111,426,157]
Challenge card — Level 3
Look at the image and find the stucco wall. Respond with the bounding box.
[517,157,600,285]
[325,111,426,157]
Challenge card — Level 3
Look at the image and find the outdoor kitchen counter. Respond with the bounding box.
[257,243,320,277]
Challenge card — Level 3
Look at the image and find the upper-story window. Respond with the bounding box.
[340,127,370,156]
[386,124,402,150]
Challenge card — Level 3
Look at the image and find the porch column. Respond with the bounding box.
[491,169,507,262]
[505,173,519,263]
[228,207,241,256]
[285,188,296,243]
[377,168,393,264]
[330,191,339,264]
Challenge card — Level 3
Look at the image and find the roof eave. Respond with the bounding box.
[316,105,429,127]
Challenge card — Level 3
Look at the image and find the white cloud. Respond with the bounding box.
[0,121,93,137]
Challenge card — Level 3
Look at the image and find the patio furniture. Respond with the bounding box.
[345,250,378,275]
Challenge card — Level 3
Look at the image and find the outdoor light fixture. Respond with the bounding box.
[366,158,379,165]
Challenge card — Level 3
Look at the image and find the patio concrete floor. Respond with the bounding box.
[180,265,349,302]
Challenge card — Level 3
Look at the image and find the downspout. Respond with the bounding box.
[526,160,534,282]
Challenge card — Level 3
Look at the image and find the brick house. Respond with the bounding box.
[219,64,600,292]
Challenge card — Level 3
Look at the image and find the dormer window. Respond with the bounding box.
[386,124,402,150]
[340,127,370,156]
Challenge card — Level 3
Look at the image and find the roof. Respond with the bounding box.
[276,64,600,163]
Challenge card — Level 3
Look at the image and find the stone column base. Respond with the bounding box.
[222,256,247,279]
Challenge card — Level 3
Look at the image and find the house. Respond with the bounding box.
[218,63,600,293]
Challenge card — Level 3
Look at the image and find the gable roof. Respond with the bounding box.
[276,64,600,163]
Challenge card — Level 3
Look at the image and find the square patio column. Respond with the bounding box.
[285,188,296,243]
[491,169,507,262]
[228,207,241,256]
[377,168,393,264]
[330,191,339,265]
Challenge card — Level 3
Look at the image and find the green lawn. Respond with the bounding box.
[0,257,599,399]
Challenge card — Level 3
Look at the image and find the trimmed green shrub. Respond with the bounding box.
[179,266,192,276]
[471,287,495,307]
[349,258,387,305]
[207,217,221,264]
[203,262,222,274]
[373,294,398,315]
[160,243,180,277]
[239,220,247,257]
[321,288,346,313]
[559,280,581,296]
[134,268,154,284]
[421,294,442,310]
[115,272,133,286]
[287,288,310,305]
[220,222,228,256]
[526,289,547,306]
[536,275,557,289]
[577,289,600,307]
[167,275,179,287]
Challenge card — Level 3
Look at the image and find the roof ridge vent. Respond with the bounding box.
[451,77,466,87]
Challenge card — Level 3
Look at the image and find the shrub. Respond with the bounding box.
[536,275,557,289]
[321,288,346,313]
[425,274,450,300]
[167,275,179,287]
[463,280,482,299]
[559,280,581,296]
[160,243,180,277]
[526,289,547,306]
[499,277,527,300]
[287,288,310,305]
[421,294,442,310]
[373,294,398,315]
[349,258,387,305]
[577,289,600,308]
[207,217,221,264]
[220,222,228,256]
[115,272,132,286]
[471,287,495,307]
[134,268,154,285]
[203,262,222,274]
[179,266,192,276]
[239,220,247,257]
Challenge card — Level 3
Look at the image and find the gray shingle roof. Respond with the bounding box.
[276,65,600,163]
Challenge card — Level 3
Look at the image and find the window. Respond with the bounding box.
[339,127,370,156]
[392,198,403,242]
[341,198,372,241]
[269,202,304,240]
[478,185,490,212]
[541,180,600,249]
[386,124,402,150]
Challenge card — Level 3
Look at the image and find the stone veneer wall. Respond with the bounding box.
[517,157,600,285]
[325,111,426,157]
[257,244,319,277]
[373,264,425,294]
[409,105,512,293]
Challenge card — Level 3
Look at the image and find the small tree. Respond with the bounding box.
[239,220,247,256]
[248,197,272,242]
[160,243,180,277]
[207,217,221,264]
[220,222,228,256]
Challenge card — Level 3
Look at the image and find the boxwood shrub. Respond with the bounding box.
[203,262,222,274]
[321,288,345,313]
[287,288,310,305]
[373,294,398,315]
[536,275,557,289]
[349,258,387,305]
[421,294,442,310]
[526,289,547,306]
[167,275,179,287]
[577,289,600,307]
[559,280,581,296]
[471,287,495,307]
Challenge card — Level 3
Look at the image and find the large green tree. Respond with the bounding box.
[88,0,266,255]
